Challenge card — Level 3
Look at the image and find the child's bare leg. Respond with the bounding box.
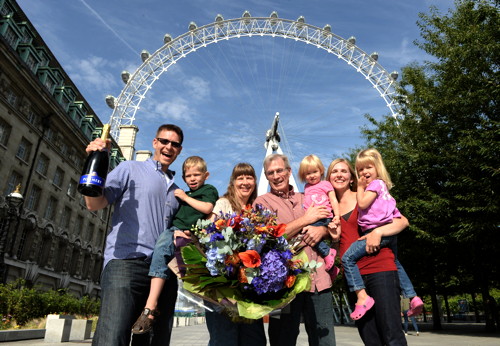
[145,277,166,316]
[355,288,369,305]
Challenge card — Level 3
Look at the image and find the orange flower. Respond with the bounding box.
[269,223,286,238]
[215,219,226,229]
[225,253,241,266]
[284,275,296,288]
[238,267,248,283]
[255,225,268,234]
[238,250,261,268]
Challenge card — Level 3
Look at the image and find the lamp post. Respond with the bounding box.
[0,184,24,284]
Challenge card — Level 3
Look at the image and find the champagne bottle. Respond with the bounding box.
[78,124,111,197]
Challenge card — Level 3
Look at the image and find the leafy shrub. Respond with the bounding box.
[0,279,100,328]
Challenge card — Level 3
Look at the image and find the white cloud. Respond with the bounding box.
[154,97,194,123]
[66,56,118,91]
[183,77,210,100]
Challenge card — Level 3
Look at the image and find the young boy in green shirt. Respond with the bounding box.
[132,155,218,334]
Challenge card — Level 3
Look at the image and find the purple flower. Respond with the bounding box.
[251,249,288,294]
[210,232,225,242]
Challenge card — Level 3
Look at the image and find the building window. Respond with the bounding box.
[44,196,57,220]
[60,207,72,229]
[60,142,68,156]
[44,77,55,93]
[27,110,39,125]
[6,89,18,106]
[4,171,22,196]
[67,179,77,198]
[25,53,39,73]
[1,2,13,16]
[35,154,49,176]
[0,118,12,146]
[100,207,109,221]
[16,138,32,162]
[26,185,41,211]
[87,223,95,243]
[75,215,84,234]
[44,127,54,141]
[3,26,19,48]
[53,167,64,187]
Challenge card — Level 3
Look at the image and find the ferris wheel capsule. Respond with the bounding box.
[242,11,251,25]
[323,24,332,36]
[140,50,150,62]
[296,16,305,29]
[270,11,278,25]
[121,71,130,84]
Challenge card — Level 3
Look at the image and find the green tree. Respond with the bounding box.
[361,0,499,331]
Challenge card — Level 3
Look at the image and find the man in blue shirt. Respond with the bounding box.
[84,124,183,346]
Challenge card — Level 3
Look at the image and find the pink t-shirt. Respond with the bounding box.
[303,181,334,218]
[358,179,401,232]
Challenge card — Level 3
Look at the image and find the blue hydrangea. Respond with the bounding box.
[251,249,288,294]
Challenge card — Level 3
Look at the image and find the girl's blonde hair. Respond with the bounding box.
[355,148,393,189]
[298,154,325,183]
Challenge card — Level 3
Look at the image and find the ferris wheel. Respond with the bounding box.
[105,11,402,193]
[106,11,401,143]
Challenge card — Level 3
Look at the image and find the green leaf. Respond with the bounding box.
[181,244,205,265]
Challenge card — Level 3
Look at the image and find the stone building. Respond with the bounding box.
[0,0,125,297]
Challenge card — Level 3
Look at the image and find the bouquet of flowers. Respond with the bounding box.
[176,204,316,321]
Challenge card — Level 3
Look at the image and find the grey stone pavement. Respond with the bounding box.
[2,322,500,346]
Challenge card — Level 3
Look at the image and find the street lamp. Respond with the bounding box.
[0,184,24,283]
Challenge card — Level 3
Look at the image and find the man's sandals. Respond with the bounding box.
[131,308,160,334]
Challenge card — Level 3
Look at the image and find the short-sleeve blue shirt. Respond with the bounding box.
[103,158,180,268]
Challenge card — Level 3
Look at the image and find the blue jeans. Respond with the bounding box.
[149,227,176,279]
[92,258,178,346]
[402,309,419,333]
[341,235,416,298]
[268,289,336,346]
[311,218,332,258]
[351,271,407,346]
[205,306,266,346]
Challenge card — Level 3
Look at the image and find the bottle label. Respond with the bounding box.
[79,172,105,187]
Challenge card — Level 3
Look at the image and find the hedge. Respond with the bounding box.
[0,279,100,328]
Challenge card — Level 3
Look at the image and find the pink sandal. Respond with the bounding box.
[328,266,340,281]
[350,296,375,320]
[323,248,337,271]
[408,296,424,317]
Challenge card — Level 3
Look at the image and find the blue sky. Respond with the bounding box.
[17,0,455,195]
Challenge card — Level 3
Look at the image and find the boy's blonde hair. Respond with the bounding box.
[298,154,325,183]
[355,148,393,189]
[182,156,207,176]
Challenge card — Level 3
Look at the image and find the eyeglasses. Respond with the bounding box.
[265,168,288,177]
[156,138,182,148]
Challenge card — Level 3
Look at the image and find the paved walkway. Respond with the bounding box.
[2,322,499,345]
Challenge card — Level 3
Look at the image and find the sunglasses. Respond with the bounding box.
[156,137,182,148]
